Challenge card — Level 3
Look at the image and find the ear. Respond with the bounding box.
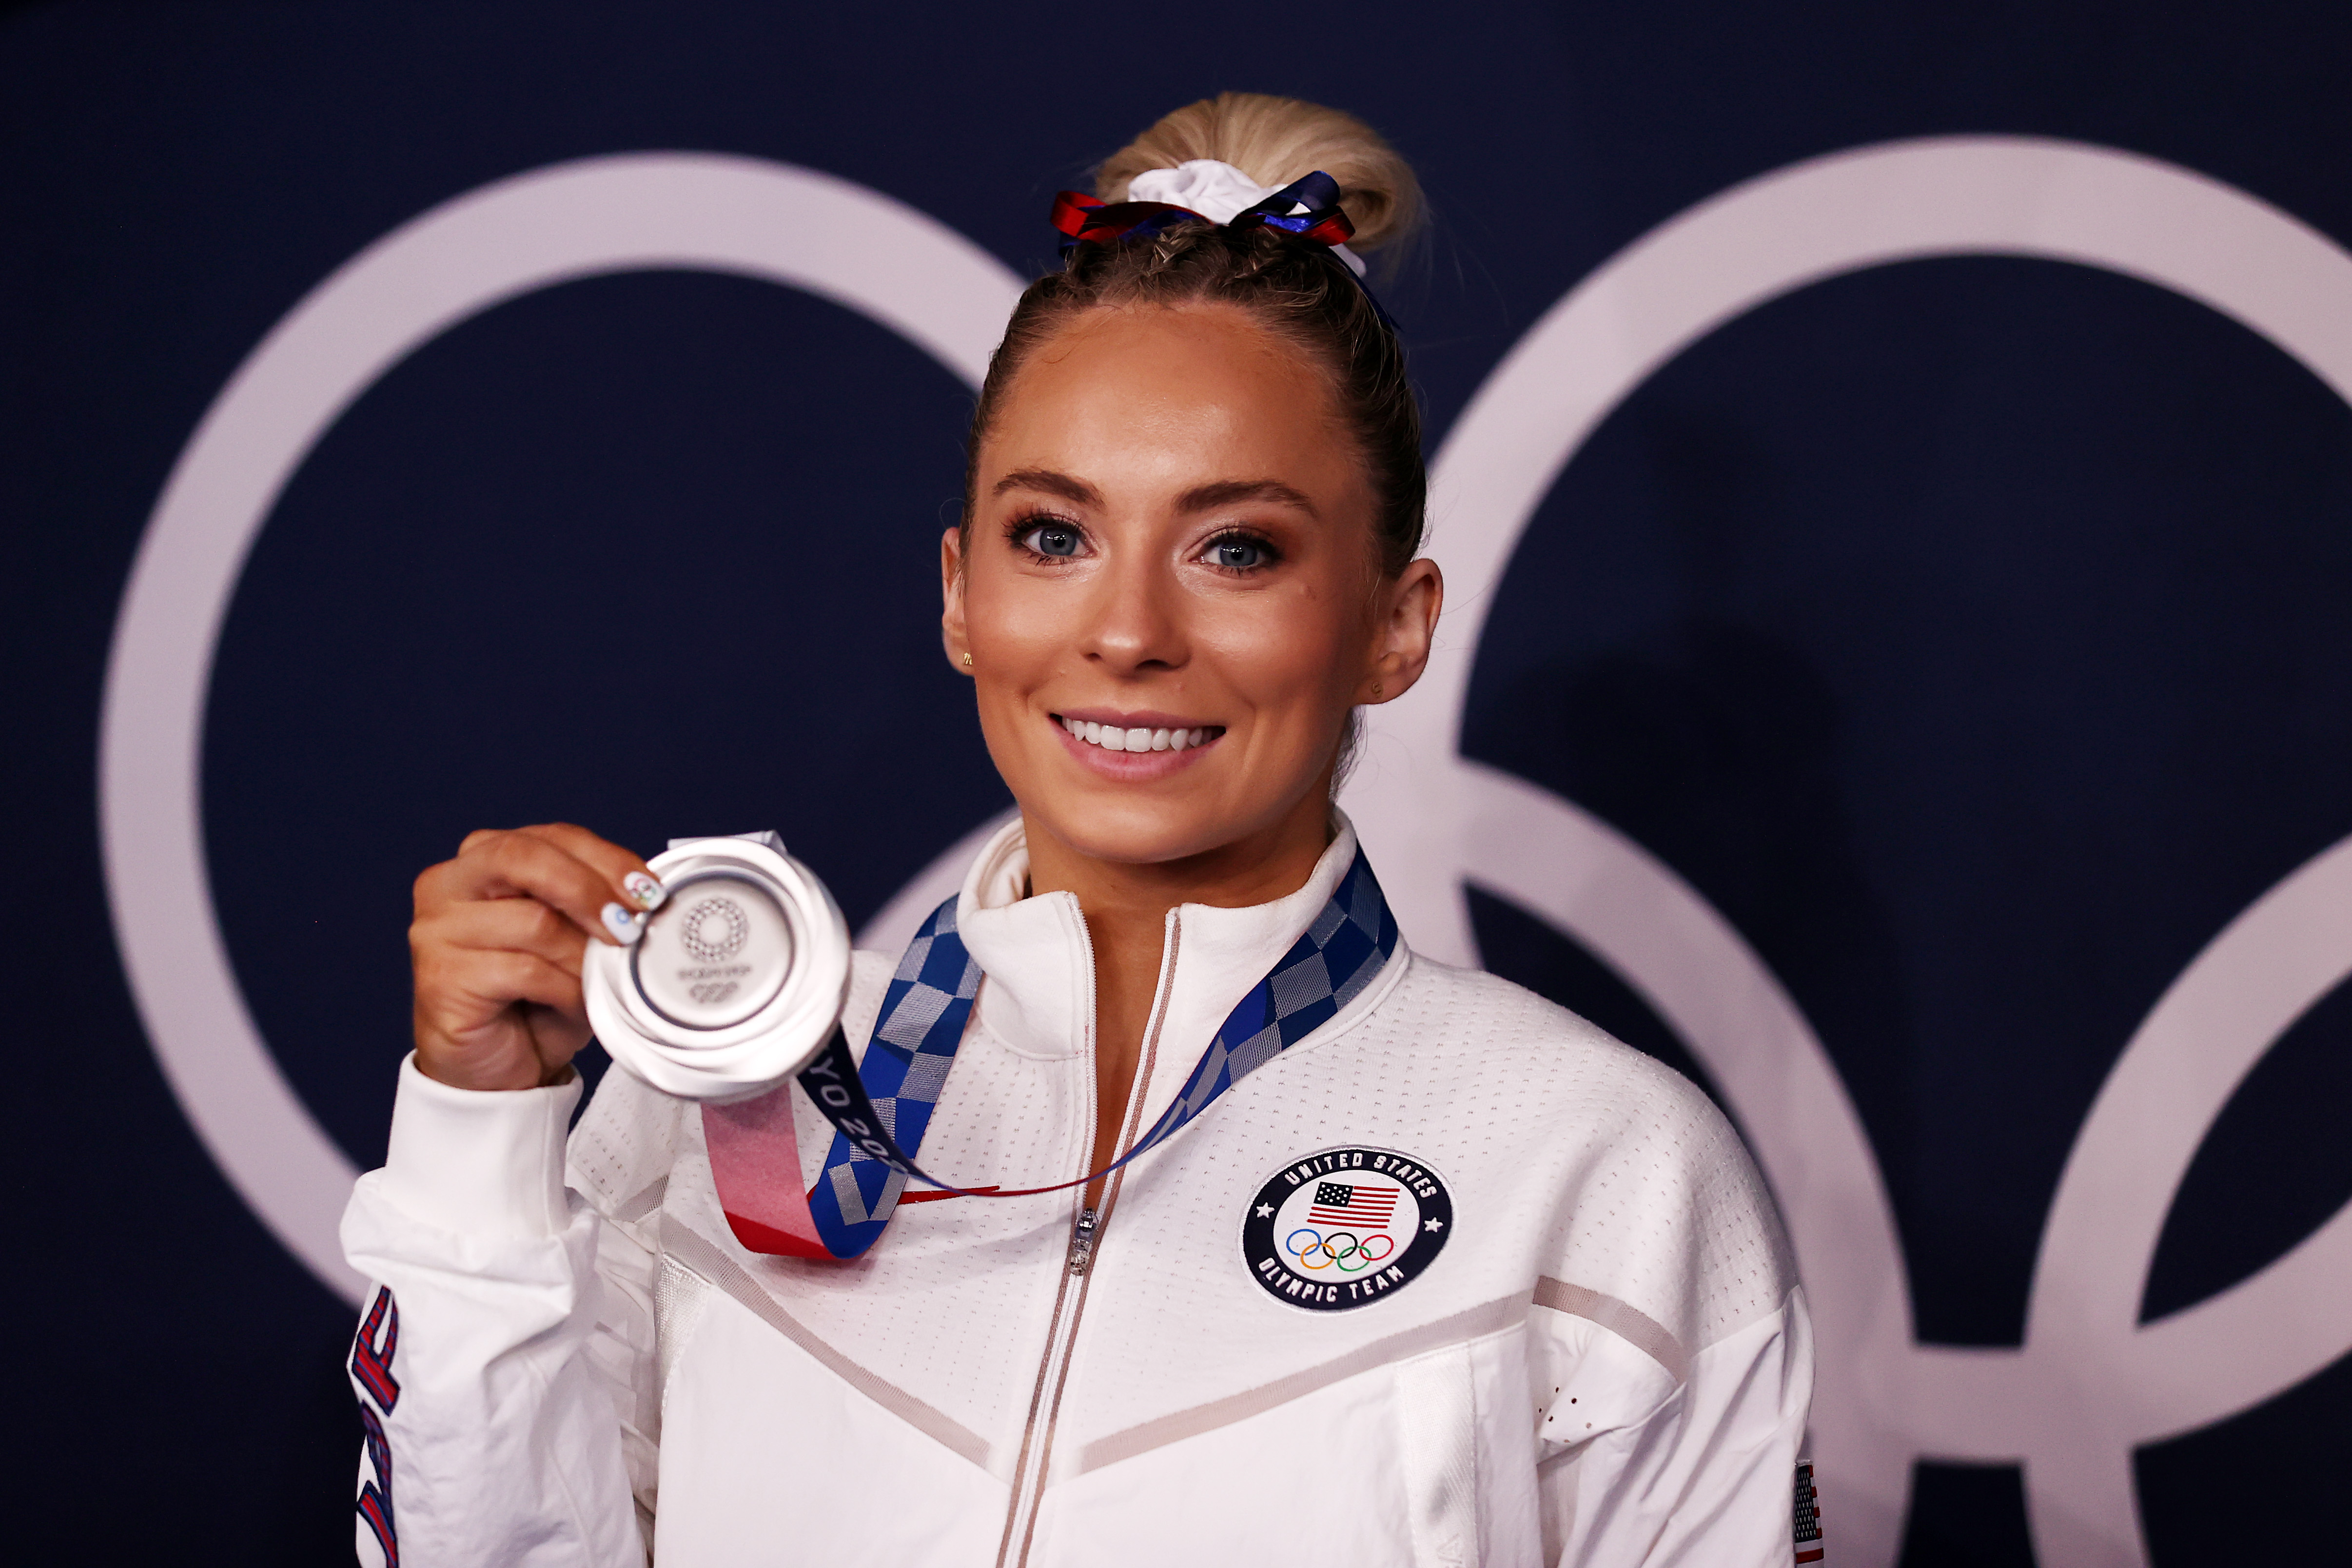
[1357,557,1444,704]
[941,525,973,676]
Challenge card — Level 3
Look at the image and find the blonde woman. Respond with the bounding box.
[346,93,1814,1568]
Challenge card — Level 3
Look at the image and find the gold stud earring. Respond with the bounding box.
[962,653,974,667]
[1371,681,1384,698]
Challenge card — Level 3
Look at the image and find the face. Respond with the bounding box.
[943,301,1441,872]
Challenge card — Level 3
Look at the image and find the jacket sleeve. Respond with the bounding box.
[339,1055,650,1568]
[1526,1037,1816,1568]
[1533,1285,1814,1566]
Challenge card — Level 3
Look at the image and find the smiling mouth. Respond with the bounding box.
[1053,716,1225,754]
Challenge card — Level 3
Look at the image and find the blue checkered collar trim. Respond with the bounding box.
[948,812,1385,1073]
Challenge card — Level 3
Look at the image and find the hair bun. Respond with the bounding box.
[1095,92,1424,254]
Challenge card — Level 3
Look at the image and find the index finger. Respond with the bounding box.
[514,823,670,942]
[513,823,663,907]
[436,827,655,946]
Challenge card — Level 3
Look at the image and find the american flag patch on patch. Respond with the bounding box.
[1793,1461,1825,1564]
[1308,1181,1399,1229]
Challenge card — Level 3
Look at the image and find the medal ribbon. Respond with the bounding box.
[702,850,1399,1258]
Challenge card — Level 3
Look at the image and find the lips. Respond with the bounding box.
[1048,710,1226,777]
[1056,716,1221,753]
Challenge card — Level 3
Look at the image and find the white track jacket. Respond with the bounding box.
[341,818,1814,1567]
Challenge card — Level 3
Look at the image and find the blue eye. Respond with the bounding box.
[1206,535,1271,571]
[1020,523,1082,558]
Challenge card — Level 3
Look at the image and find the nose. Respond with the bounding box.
[1078,544,1187,678]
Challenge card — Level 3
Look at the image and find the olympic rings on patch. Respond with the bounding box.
[1284,1226,1398,1274]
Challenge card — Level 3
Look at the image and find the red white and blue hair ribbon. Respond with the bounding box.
[1050,169,1359,256]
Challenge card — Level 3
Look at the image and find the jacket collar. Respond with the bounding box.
[953,812,1371,1070]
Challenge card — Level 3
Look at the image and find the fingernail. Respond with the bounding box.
[602,902,646,944]
[624,871,666,911]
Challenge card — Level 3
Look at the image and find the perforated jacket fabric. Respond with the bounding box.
[340,817,1813,1567]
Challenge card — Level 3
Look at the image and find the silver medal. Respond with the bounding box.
[583,832,851,1102]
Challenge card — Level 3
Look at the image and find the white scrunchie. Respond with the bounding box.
[1125,158,1368,277]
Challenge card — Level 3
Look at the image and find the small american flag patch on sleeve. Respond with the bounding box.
[1793,1461,1825,1564]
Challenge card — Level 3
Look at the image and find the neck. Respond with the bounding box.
[1021,773,1338,1203]
[1021,784,1338,932]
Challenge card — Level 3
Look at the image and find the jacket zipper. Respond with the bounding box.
[1067,1207,1098,1274]
[994,908,1181,1568]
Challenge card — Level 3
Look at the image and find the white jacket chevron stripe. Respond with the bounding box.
[341,817,1813,1566]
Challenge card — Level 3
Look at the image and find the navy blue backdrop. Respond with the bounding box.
[5,2,2350,1563]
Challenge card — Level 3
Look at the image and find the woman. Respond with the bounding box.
[345,93,1813,1567]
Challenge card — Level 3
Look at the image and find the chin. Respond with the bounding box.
[1026,794,1244,867]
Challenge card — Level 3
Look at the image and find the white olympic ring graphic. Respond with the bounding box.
[100,139,2352,1567]
[1285,1227,1398,1273]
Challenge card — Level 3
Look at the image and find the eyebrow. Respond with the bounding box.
[992,468,1319,519]
[993,468,1102,506]
[1176,479,1319,518]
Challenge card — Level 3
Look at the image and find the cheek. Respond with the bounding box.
[1200,588,1361,716]
[961,559,1062,665]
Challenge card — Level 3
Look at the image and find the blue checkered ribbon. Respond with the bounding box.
[797,849,1400,1257]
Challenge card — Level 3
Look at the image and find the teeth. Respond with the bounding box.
[1059,718,1216,754]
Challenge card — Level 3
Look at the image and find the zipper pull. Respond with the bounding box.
[1068,1207,1099,1275]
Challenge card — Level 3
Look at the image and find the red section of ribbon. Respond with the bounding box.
[1049,189,1104,237]
[702,1089,830,1258]
[898,1184,1002,1204]
[1298,213,1354,246]
[1050,192,1226,250]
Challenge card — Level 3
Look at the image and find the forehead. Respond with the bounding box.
[981,302,1363,504]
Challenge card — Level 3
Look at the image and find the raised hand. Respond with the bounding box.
[408,823,662,1092]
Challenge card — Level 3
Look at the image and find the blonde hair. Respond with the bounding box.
[1094,92,1424,254]
[964,94,1429,581]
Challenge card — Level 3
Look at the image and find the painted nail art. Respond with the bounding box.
[623,871,666,911]
[601,902,647,944]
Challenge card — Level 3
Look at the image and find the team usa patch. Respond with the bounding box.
[1241,1146,1452,1311]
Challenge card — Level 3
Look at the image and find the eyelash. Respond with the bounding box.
[1001,515,1284,574]
[1006,512,1087,564]
[1197,529,1283,576]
